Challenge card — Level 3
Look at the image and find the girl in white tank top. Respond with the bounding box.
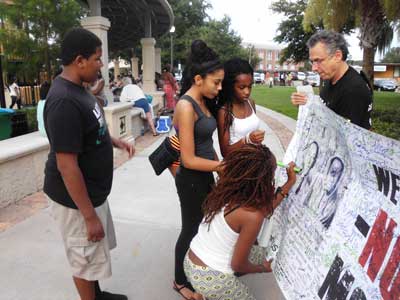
[184,145,297,300]
[217,58,265,158]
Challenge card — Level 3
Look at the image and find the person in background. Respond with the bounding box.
[90,72,108,107]
[120,77,159,136]
[9,77,21,109]
[162,68,179,111]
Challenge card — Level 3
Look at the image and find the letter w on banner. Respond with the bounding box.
[264,96,400,300]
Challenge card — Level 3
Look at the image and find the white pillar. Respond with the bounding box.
[113,58,120,78]
[131,57,139,80]
[141,37,156,93]
[81,16,113,103]
[155,48,162,74]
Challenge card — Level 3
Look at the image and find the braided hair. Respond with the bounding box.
[219,58,254,133]
[203,144,276,223]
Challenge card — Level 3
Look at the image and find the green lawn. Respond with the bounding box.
[252,85,400,140]
[252,86,299,119]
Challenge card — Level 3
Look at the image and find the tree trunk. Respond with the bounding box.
[358,0,385,86]
[362,46,375,86]
[44,44,51,81]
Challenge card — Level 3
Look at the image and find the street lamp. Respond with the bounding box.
[170,26,175,73]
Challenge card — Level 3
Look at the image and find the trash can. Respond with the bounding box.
[11,111,28,137]
[0,108,15,141]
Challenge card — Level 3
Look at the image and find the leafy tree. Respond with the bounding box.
[382,47,400,63]
[272,0,354,65]
[198,16,256,64]
[157,0,210,70]
[157,0,259,71]
[272,0,320,64]
[0,0,85,81]
[303,0,400,84]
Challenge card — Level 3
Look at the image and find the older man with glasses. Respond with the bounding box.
[291,30,372,130]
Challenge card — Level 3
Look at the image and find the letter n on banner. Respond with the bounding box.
[318,255,354,299]
[380,237,400,300]
[359,209,397,282]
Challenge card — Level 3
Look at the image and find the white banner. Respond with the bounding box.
[266,98,400,300]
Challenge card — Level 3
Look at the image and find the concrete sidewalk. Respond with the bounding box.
[0,107,296,300]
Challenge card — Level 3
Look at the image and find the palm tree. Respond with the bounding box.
[304,0,400,84]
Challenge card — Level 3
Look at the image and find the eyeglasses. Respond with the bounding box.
[309,55,333,66]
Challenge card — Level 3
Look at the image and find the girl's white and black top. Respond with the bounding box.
[190,207,239,274]
[228,99,261,145]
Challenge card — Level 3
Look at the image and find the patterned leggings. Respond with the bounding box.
[184,246,267,300]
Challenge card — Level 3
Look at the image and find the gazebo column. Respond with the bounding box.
[81,15,113,103]
[141,38,156,93]
[155,48,162,74]
[131,57,139,81]
[113,58,120,79]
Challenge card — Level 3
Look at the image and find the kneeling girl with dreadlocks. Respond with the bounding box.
[184,144,296,300]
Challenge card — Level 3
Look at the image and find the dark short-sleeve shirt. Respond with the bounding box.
[320,67,372,130]
[43,76,113,209]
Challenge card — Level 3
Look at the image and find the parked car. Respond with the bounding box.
[373,79,397,92]
[297,71,306,81]
[289,72,298,80]
[305,72,320,87]
[174,71,182,82]
[253,72,264,84]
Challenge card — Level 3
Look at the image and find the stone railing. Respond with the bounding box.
[0,97,165,208]
[0,132,49,208]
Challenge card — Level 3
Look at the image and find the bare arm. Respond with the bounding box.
[91,79,105,95]
[217,108,246,158]
[230,210,271,274]
[174,100,220,172]
[111,136,135,158]
[271,162,297,209]
[217,106,265,158]
[56,152,104,242]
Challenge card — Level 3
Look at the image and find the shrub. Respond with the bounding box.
[371,108,400,140]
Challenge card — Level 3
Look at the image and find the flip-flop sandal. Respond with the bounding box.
[173,281,194,300]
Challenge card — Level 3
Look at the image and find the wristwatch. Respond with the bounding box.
[276,186,288,198]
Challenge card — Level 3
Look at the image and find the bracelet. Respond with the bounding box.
[276,186,288,198]
[245,133,256,145]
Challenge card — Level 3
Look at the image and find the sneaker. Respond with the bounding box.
[96,291,128,300]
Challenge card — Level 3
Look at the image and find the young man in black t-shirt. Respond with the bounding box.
[291,30,372,130]
[44,28,134,300]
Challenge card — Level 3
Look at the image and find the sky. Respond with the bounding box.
[206,0,399,61]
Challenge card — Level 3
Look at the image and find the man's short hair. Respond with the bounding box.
[307,30,349,61]
[61,28,102,66]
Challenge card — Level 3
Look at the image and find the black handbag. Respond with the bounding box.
[148,136,180,175]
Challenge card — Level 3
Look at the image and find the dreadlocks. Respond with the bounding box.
[203,144,276,223]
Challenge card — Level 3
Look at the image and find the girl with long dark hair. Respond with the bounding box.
[172,40,224,300]
[218,58,265,158]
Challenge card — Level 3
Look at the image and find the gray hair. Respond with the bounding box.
[122,76,132,86]
[307,30,349,61]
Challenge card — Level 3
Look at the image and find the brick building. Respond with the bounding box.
[243,42,304,72]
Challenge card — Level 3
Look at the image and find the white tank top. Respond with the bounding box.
[190,207,239,274]
[229,100,261,145]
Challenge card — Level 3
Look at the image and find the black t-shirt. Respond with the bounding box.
[43,76,113,209]
[320,66,372,129]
